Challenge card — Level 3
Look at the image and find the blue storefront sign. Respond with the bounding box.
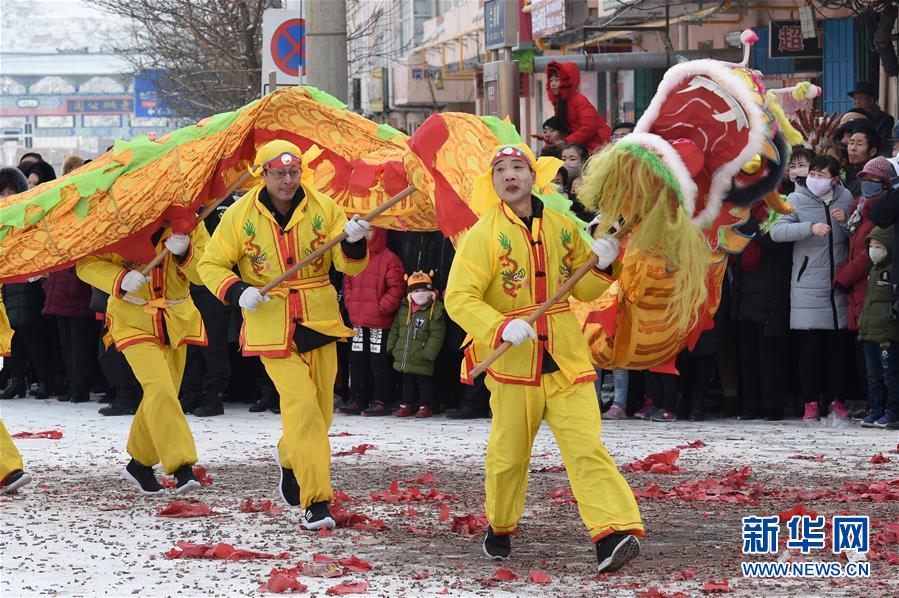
[134,70,173,118]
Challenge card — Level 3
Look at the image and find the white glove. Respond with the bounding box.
[343,214,371,243]
[591,235,620,270]
[121,270,149,293]
[26,275,44,283]
[501,318,537,346]
[164,233,190,256]
[238,287,270,312]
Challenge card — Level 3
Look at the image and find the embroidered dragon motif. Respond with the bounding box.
[559,228,574,278]
[242,221,268,276]
[304,213,328,271]
[498,232,525,297]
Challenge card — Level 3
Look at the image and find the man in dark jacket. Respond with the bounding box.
[849,81,895,155]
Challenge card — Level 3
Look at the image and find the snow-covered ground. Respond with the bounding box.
[0,397,896,597]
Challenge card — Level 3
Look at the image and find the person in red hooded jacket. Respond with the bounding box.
[545,61,611,154]
[341,227,406,415]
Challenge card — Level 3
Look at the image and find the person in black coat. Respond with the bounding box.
[181,197,235,417]
[730,203,793,420]
[0,167,57,400]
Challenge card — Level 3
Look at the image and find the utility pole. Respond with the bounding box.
[304,0,348,102]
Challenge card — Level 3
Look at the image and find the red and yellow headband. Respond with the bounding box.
[263,152,300,170]
[490,145,534,169]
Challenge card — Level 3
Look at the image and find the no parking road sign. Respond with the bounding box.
[262,9,306,94]
[272,19,306,77]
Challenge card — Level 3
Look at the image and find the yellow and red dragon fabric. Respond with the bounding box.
[0,86,533,282]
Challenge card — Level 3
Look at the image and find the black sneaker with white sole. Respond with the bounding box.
[272,447,300,507]
[0,470,33,495]
[482,526,512,561]
[173,465,201,495]
[596,533,640,573]
[300,501,336,531]
[121,459,165,496]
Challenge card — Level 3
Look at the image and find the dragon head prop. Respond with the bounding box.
[579,29,813,332]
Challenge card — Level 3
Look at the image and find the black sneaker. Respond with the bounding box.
[482,526,512,561]
[300,501,336,530]
[596,533,640,573]
[173,465,201,495]
[121,459,165,496]
[273,447,300,507]
[0,470,33,494]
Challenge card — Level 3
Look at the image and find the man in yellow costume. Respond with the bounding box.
[76,224,209,496]
[198,140,369,530]
[1,289,32,495]
[445,144,644,572]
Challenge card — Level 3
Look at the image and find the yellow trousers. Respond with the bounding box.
[0,418,24,483]
[485,371,644,541]
[121,342,197,474]
[262,343,337,509]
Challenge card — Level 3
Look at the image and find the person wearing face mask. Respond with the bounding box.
[835,157,896,347]
[856,226,899,428]
[560,143,588,180]
[771,155,855,421]
[385,271,446,418]
[445,143,642,573]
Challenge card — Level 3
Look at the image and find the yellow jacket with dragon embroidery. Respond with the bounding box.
[75,226,209,350]
[445,199,616,386]
[197,182,368,357]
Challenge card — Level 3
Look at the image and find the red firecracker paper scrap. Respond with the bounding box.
[333,444,376,457]
[701,579,731,593]
[241,497,284,515]
[675,440,707,449]
[12,430,63,439]
[326,581,369,595]
[157,500,220,518]
[370,480,454,503]
[450,513,488,536]
[625,449,682,474]
[405,472,438,485]
[258,572,307,594]
[165,542,289,561]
